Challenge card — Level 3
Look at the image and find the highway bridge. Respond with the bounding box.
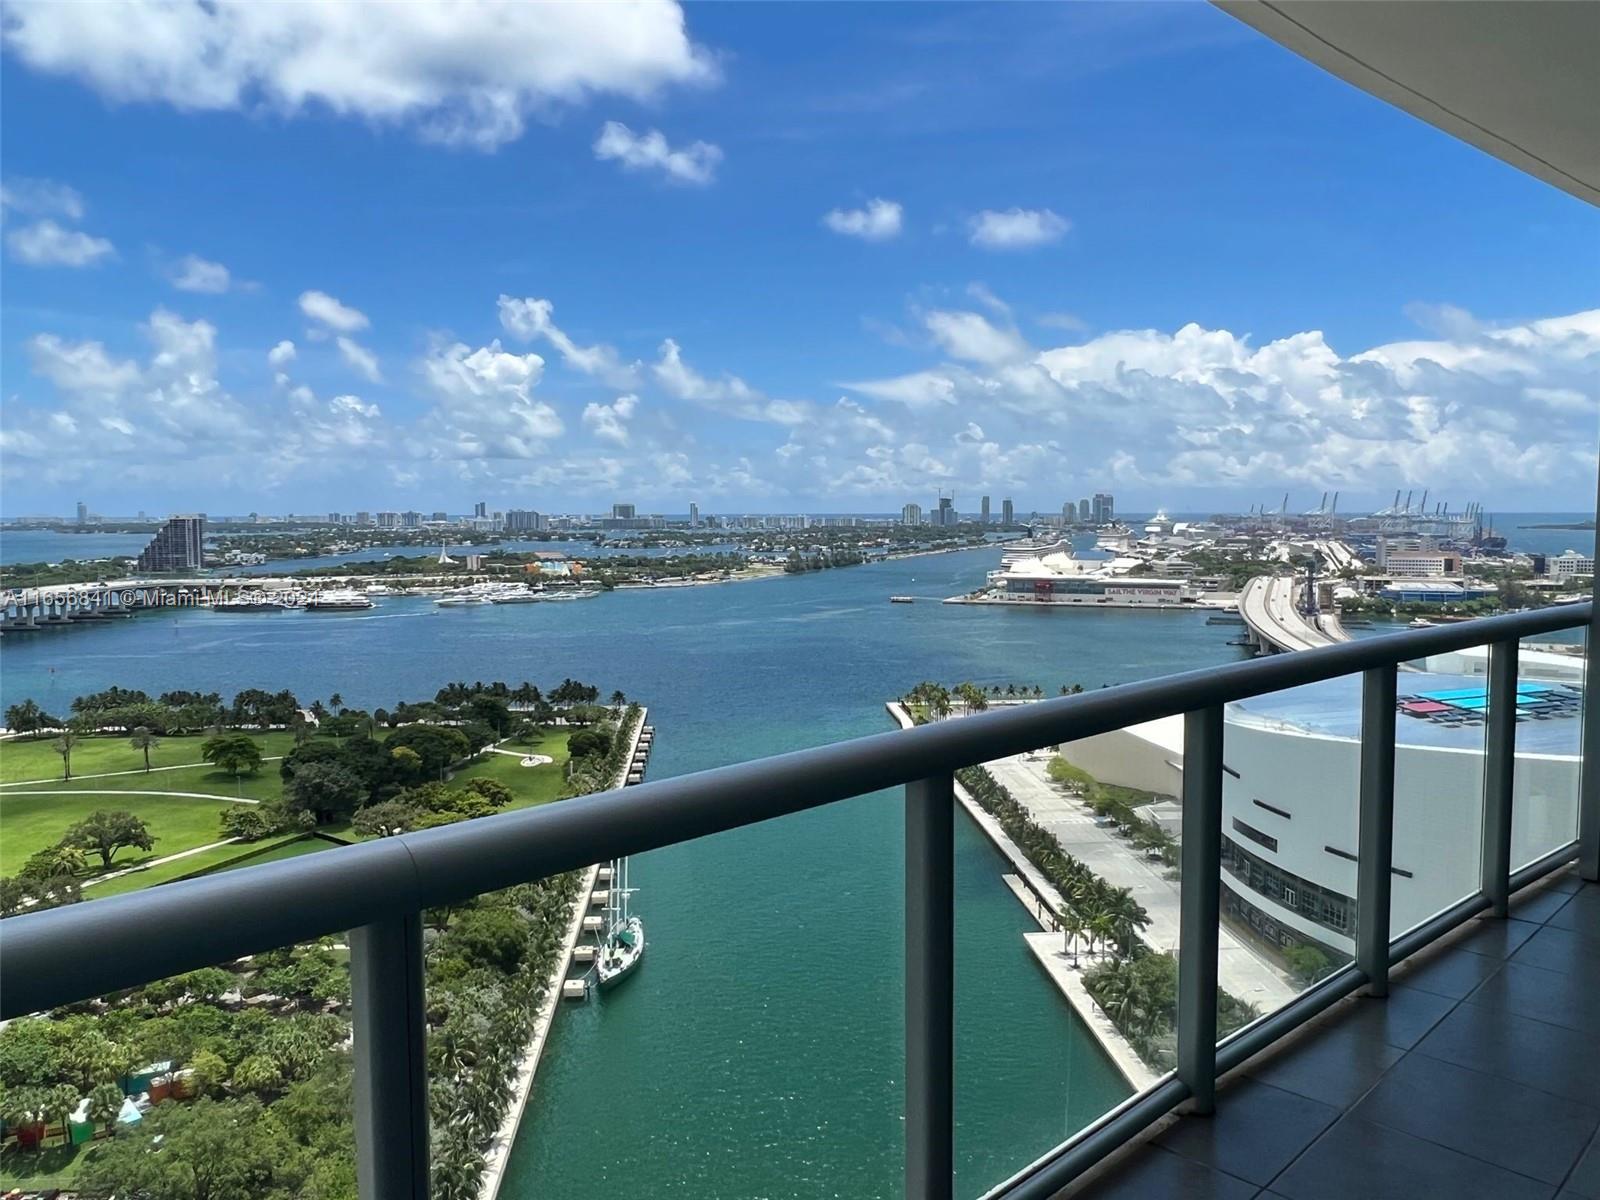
[1237,575,1352,654]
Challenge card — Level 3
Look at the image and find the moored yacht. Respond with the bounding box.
[595,855,644,990]
[305,588,375,611]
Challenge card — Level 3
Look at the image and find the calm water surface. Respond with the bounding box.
[2,545,1250,1196]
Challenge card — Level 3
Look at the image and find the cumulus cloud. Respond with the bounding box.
[267,339,296,367]
[823,198,903,241]
[593,121,721,184]
[2,0,715,151]
[498,294,638,385]
[420,339,563,458]
[968,207,1068,250]
[0,176,84,219]
[6,218,114,267]
[336,336,382,382]
[168,253,231,293]
[583,393,639,444]
[299,289,369,332]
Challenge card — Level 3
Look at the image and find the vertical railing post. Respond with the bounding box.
[1482,640,1519,917]
[905,772,955,1200]
[1178,706,1223,1115]
[1579,603,1600,881]
[350,911,429,1200]
[1357,664,1398,996]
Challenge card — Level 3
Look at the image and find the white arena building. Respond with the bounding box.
[1060,650,1583,962]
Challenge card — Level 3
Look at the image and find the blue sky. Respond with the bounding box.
[2,0,1596,518]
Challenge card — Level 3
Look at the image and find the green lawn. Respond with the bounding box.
[448,729,571,812]
[0,790,257,877]
[0,1138,88,1190]
[1,729,297,783]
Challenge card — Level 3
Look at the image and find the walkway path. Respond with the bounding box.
[81,836,243,888]
[0,788,260,805]
[984,753,1299,1012]
[2,756,284,788]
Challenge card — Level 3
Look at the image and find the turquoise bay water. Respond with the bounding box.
[2,545,1249,1196]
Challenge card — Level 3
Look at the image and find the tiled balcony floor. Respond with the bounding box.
[1062,864,1599,1200]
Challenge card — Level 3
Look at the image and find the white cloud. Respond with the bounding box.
[497,294,638,385]
[169,253,231,293]
[337,336,382,382]
[582,393,639,444]
[6,218,114,267]
[299,289,369,332]
[968,207,1068,250]
[924,310,1030,365]
[2,0,715,151]
[420,339,563,458]
[593,121,721,185]
[0,176,84,219]
[653,338,809,424]
[823,198,903,241]
[267,339,297,367]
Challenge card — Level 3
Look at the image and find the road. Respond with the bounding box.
[1238,575,1349,653]
[985,752,1299,1013]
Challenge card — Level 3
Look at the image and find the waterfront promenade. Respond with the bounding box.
[984,751,1299,1012]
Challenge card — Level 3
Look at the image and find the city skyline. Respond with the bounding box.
[2,2,1597,515]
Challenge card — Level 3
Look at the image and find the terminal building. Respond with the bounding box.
[986,550,1194,607]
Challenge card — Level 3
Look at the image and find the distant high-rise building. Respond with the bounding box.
[980,495,991,525]
[75,500,88,525]
[1078,498,1091,521]
[431,511,449,523]
[136,515,205,573]
[1062,502,1074,525]
[612,503,637,520]
[401,511,422,528]
[689,502,700,527]
[1001,498,1014,526]
[1092,492,1115,523]
[505,509,546,532]
[356,511,372,525]
[328,512,342,524]
[935,496,956,527]
[377,511,399,529]
[902,503,923,526]
[473,501,487,519]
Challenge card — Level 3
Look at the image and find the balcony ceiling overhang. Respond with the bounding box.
[1216,0,1600,206]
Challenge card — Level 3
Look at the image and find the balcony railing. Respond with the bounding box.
[4,603,1597,1200]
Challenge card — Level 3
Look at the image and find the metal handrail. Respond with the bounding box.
[1,601,1592,1200]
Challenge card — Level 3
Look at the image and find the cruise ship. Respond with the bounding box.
[435,581,545,605]
[978,547,1194,608]
[305,588,375,611]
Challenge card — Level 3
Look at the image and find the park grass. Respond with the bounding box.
[0,729,297,784]
[0,1137,88,1190]
[448,729,571,813]
[0,789,258,877]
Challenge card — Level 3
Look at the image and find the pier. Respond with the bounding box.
[477,707,653,1200]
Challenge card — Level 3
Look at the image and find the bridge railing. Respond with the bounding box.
[3,602,1595,1200]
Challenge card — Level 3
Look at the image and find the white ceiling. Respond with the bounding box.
[1216,1,1600,206]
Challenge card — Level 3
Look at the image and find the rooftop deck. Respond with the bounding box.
[1064,865,1599,1200]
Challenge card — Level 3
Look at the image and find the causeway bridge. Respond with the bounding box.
[1237,574,1352,654]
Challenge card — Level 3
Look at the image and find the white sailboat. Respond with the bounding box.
[595,856,644,990]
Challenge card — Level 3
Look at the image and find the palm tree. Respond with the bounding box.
[53,729,78,781]
[129,725,160,772]
[1089,913,1117,961]
[0,1087,45,1150]
[42,1084,79,1147]
[609,690,627,707]
[328,692,344,713]
[86,1082,123,1135]
[1061,912,1086,967]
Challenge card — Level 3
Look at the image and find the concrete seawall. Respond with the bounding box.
[885,702,1158,1092]
[478,705,650,1200]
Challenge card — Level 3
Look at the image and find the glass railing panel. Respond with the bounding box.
[1511,629,1586,871]
[1217,675,1361,1018]
[1391,643,1491,937]
[952,751,1142,1196]
[0,943,354,1195]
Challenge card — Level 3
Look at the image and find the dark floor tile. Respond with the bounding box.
[1156,1080,1338,1187]
[1513,885,1587,924]
[1567,1133,1600,1200]
[1315,984,1455,1049]
[1273,1116,1555,1200]
[1543,866,1587,895]
[1074,1145,1257,1200]
[1455,916,1542,959]
[1350,1052,1599,1185]
[1513,925,1600,985]
[1392,943,1507,999]
[1415,1001,1600,1106]
[1242,1021,1404,1108]
[1467,958,1600,1035]
[1548,887,1600,934]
